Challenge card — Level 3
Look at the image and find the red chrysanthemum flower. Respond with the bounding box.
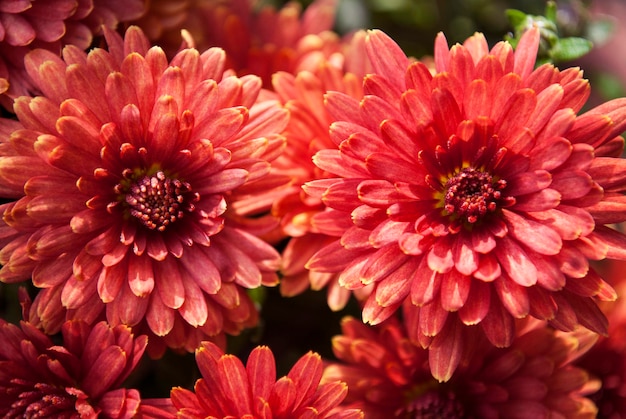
[324,316,600,418]
[576,258,626,417]
[0,308,147,418]
[270,32,372,310]
[170,340,363,419]
[304,26,626,380]
[0,25,288,354]
[142,0,342,87]
[131,0,192,42]
[0,0,146,110]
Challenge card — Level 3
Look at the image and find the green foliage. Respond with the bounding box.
[505,1,594,64]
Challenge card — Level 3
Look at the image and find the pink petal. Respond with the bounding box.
[373,259,414,307]
[507,169,552,196]
[62,275,98,309]
[108,283,148,326]
[360,244,407,285]
[180,246,221,295]
[480,293,515,347]
[410,257,441,306]
[362,295,400,325]
[453,234,479,275]
[494,274,530,318]
[128,255,155,297]
[512,188,561,212]
[365,30,409,89]
[155,257,185,309]
[178,276,208,327]
[470,227,496,254]
[513,26,540,79]
[502,209,562,256]
[427,237,454,274]
[428,318,463,382]
[440,270,471,312]
[494,236,537,287]
[529,136,572,171]
[146,292,175,336]
[458,281,491,325]
[98,264,125,303]
[419,301,448,337]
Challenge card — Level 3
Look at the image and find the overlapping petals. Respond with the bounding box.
[0,0,145,109]
[171,340,363,419]
[0,312,147,418]
[576,258,626,416]
[144,0,343,87]
[0,25,289,354]
[305,26,626,380]
[324,316,599,418]
[270,33,371,310]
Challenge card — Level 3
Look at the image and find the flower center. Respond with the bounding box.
[402,390,465,419]
[443,167,506,223]
[125,171,197,231]
[10,382,78,417]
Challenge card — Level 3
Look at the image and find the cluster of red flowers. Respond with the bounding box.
[1,0,626,417]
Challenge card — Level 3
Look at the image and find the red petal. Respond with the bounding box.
[502,209,562,256]
[218,354,251,415]
[458,281,491,325]
[480,293,515,347]
[82,345,126,399]
[410,257,441,306]
[146,292,175,336]
[494,274,530,318]
[440,270,471,312]
[246,346,276,402]
[428,318,463,382]
[495,236,537,287]
[365,30,409,89]
[373,257,415,307]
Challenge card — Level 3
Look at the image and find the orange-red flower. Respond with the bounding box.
[270,32,371,310]
[0,0,146,110]
[324,316,599,418]
[577,258,626,417]
[170,341,363,419]
[0,314,147,418]
[305,27,626,380]
[139,0,342,87]
[0,25,288,354]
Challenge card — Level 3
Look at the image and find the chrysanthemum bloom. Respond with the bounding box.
[143,0,342,87]
[0,0,145,110]
[0,315,147,418]
[270,33,371,310]
[131,0,192,42]
[304,26,626,380]
[170,341,364,418]
[0,25,288,353]
[576,258,626,417]
[324,316,600,418]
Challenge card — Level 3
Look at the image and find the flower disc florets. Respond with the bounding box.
[121,170,197,232]
[441,167,508,224]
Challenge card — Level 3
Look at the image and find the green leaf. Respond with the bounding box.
[545,1,557,23]
[550,37,593,62]
[505,9,529,30]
